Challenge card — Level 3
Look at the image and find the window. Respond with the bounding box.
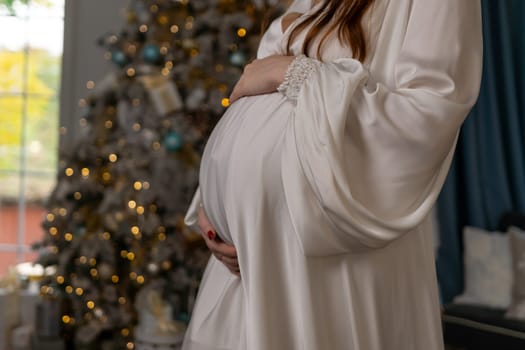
[0,0,64,276]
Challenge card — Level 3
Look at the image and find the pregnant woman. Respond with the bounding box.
[183,0,482,349]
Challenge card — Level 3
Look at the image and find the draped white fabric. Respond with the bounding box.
[183,0,482,349]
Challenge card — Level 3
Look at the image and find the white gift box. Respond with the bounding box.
[137,305,174,335]
[139,75,183,115]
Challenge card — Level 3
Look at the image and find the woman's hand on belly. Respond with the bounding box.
[198,206,240,277]
[229,55,295,102]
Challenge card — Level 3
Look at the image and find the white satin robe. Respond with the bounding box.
[182,0,483,349]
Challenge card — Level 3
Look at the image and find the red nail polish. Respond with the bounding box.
[207,230,215,240]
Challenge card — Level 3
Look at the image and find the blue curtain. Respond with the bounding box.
[436,0,525,303]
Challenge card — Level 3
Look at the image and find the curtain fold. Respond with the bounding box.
[436,0,525,303]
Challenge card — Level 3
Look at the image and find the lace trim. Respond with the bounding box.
[277,54,321,103]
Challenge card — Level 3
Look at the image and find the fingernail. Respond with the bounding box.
[207,230,215,240]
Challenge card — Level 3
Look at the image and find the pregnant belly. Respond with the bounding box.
[199,93,293,244]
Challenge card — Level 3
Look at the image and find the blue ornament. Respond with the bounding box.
[229,51,247,67]
[111,50,130,67]
[142,43,162,64]
[164,131,184,152]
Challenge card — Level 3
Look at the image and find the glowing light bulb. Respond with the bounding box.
[162,261,172,270]
[158,15,168,25]
[237,28,247,37]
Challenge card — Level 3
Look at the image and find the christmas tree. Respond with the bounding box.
[35,0,280,348]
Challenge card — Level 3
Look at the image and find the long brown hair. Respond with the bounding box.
[286,0,375,62]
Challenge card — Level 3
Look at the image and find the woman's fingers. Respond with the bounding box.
[210,239,240,274]
[219,255,239,268]
[197,206,215,239]
[207,237,237,258]
[229,55,295,102]
[198,205,241,276]
[229,83,242,102]
[213,252,241,277]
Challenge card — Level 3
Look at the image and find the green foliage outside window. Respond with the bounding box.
[0,0,52,15]
[0,0,62,200]
[0,49,60,193]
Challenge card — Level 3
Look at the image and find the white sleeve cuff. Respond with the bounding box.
[277,54,322,103]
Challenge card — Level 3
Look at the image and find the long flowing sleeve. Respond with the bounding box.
[280,0,483,256]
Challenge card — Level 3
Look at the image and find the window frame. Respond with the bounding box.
[0,0,65,269]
